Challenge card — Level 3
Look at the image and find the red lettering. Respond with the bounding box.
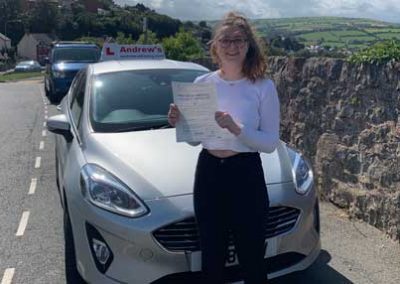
[106,47,115,55]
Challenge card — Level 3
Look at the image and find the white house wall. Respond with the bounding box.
[17,34,38,60]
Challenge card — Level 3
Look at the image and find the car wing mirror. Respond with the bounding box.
[47,114,73,142]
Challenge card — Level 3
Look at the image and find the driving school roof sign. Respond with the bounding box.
[101,43,165,61]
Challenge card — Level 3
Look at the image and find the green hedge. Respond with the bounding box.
[348,40,400,64]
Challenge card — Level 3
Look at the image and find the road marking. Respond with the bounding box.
[42,130,46,136]
[39,141,44,150]
[1,268,15,284]
[44,115,48,120]
[45,110,48,114]
[29,178,37,195]
[16,211,30,236]
[43,121,46,127]
[35,157,41,169]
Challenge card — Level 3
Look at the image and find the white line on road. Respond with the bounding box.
[44,115,48,120]
[16,211,30,236]
[42,130,46,136]
[29,178,37,195]
[45,110,48,114]
[43,121,46,127]
[39,141,44,150]
[35,157,41,169]
[1,268,15,284]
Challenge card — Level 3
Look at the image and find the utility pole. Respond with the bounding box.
[143,17,148,44]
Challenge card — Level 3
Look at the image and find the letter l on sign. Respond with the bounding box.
[106,47,115,55]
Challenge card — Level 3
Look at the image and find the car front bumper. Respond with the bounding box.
[68,182,320,283]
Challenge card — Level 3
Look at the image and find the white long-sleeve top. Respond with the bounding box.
[192,71,280,153]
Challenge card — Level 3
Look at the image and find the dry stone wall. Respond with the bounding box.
[267,57,400,240]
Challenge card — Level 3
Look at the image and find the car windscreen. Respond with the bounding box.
[90,69,207,132]
[53,47,99,63]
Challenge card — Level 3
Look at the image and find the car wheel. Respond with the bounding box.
[48,92,59,104]
[64,199,86,284]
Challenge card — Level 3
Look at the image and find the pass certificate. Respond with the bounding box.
[172,81,232,143]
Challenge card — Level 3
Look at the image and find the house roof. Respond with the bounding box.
[0,33,11,41]
[30,33,56,44]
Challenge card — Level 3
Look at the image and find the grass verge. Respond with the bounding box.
[0,72,44,83]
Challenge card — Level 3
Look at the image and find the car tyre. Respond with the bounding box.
[49,92,59,104]
[64,199,86,284]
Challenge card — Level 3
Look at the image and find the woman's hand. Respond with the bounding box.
[168,104,180,127]
[215,111,241,136]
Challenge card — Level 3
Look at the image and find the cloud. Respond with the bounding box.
[114,0,400,23]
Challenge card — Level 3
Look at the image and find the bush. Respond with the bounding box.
[162,29,204,61]
[348,40,400,64]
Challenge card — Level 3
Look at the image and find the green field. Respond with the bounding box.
[250,17,400,51]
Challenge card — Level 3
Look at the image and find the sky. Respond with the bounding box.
[113,0,400,23]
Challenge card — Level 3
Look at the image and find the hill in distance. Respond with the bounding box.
[208,16,400,50]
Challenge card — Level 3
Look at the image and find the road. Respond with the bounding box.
[0,79,399,284]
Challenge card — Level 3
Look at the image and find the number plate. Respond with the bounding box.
[189,238,278,272]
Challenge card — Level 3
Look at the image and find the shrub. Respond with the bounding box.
[348,40,400,64]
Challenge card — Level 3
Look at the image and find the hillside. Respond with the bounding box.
[254,17,400,50]
[208,17,400,51]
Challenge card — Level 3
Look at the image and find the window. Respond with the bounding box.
[70,70,87,128]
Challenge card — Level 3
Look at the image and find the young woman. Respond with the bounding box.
[168,12,280,284]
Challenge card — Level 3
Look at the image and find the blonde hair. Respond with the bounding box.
[210,12,267,82]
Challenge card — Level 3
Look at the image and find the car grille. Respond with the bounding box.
[153,206,300,252]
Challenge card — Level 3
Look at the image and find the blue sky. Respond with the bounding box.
[114,0,400,23]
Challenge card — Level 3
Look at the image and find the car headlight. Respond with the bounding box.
[287,147,314,195]
[80,164,149,217]
[53,70,66,78]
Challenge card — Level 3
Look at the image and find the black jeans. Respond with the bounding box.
[194,149,269,284]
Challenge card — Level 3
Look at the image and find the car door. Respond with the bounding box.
[57,69,87,202]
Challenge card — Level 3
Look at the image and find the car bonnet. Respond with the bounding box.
[84,129,293,201]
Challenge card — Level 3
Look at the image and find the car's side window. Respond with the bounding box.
[70,71,86,129]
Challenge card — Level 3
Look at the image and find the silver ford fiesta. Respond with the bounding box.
[47,53,320,283]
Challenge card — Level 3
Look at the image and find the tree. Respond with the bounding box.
[137,30,159,44]
[162,29,204,61]
[26,0,59,33]
[0,0,23,46]
[349,40,400,64]
[115,32,135,44]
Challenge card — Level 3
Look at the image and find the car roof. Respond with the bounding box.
[90,59,209,75]
[53,43,98,48]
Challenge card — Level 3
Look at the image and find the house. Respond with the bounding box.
[17,33,55,64]
[21,0,59,11]
[83,0,105,13]
[0,33,11,50]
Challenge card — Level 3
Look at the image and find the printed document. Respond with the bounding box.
[172,82,232,143]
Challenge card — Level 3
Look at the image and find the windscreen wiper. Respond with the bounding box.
[115,123,172,132]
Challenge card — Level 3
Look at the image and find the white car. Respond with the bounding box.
[47,45,320,283]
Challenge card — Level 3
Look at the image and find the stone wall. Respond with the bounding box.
[267,57,400,240]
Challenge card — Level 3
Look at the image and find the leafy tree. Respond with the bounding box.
[115,32,135,44]
[0,0,23,46]
[162,29,204,61]
[137,30,159,44]
[26,0,59,33]
[199,21,208,28]
[348,40,400,64]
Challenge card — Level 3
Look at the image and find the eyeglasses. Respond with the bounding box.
[218,38,247,48]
